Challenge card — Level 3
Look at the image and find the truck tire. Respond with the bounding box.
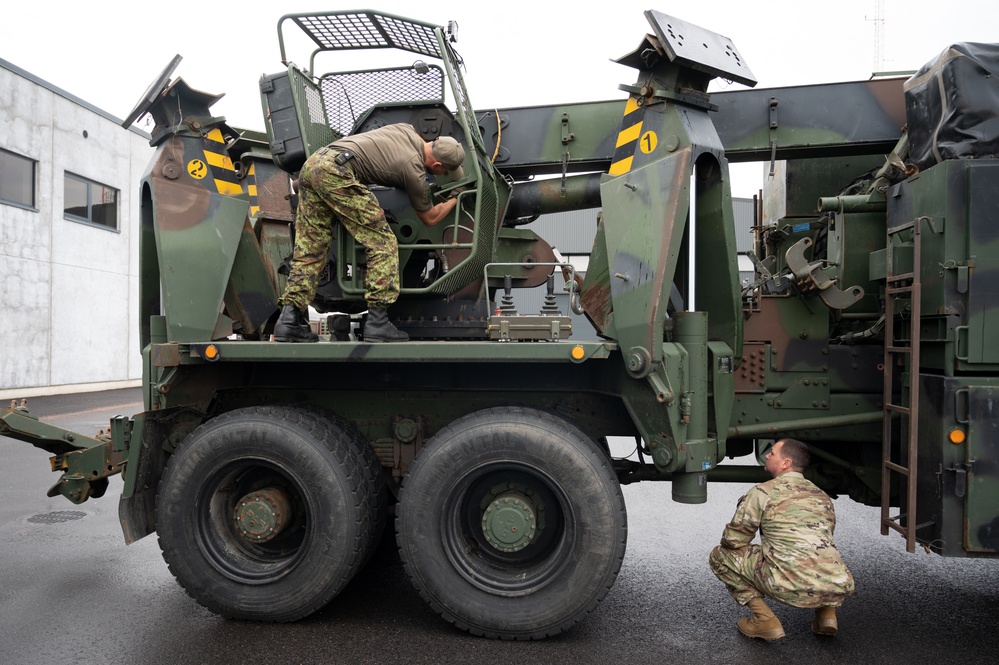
[396,406,628,639]
[156,405,382,621]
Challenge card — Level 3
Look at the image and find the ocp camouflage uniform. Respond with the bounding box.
[279,124,433,312]
[709,472,855,609]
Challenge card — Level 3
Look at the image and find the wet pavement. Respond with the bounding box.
[2,388,997,664]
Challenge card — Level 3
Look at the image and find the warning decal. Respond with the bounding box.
[188,159,208,180]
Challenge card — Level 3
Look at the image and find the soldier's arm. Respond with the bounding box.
[720,486,768,549]
[416,198,458,227]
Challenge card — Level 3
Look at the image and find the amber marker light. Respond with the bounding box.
[570,345,586,361]
[204,344,220,361]
[948,428,966,444]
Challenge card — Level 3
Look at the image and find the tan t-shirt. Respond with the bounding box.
[331,124,432,213]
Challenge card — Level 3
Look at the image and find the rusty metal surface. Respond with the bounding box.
[151,343,182,367]
[150,137,214,232]
[244,155,295,223]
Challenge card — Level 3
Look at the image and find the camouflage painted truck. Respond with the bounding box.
[4,9,999,639]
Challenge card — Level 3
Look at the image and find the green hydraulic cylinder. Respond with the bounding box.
[671,311,711,504]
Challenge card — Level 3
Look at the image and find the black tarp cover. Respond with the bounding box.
[905,42,999,170]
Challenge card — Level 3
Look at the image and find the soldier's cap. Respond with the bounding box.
[432,136,465,181]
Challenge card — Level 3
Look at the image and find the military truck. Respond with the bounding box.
[4,8,998,639]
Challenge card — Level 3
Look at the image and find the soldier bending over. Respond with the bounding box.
[709,437,855,640]
[274,123,465,343]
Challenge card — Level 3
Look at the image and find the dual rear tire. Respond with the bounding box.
[156,405,385,621]
[396,407,628,639]
[156,405,627,638]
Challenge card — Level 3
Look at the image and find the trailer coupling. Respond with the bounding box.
[1,400,128,504]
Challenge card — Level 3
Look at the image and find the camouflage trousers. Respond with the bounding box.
[709,544,849,609]
[279,148,399,311]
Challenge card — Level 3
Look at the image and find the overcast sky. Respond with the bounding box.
[4,0,998,196]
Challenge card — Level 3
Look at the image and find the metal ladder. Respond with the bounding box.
[881,217,924,553]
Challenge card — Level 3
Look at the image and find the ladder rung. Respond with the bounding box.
[884,460,910,475]
[882,519,907,536]
[881,516,934,534]
[886,509,912,523]
[882,227,921,549]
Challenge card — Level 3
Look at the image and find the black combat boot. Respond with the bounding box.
[273,305,319,343]
[364,307,408,342]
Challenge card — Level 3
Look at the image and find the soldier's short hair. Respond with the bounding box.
[778,438,810,471]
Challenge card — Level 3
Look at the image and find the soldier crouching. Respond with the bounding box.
[709,437,855,640]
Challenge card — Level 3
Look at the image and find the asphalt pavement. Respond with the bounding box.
[2,389,997,664]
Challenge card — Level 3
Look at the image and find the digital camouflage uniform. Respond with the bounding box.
[279,124,432,311]
[709,472,855,609]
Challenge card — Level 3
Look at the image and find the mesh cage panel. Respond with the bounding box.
[445,47,485,152]
[378,15,441,58]
[321,66,444,138]
[432,176,500,295]
[425,42,502,295]
[292,12,441,59]
[290,68,340,156]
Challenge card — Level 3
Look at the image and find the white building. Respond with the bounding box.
[1,58,153,399]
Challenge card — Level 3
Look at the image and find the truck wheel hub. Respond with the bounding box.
[481,492,537,552]
[233,487,292,543]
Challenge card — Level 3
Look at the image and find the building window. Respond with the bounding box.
[64,173,119,230]
[0,148,36,209]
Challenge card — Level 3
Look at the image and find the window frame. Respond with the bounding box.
[0,147,37,210]
[63,171,120,232]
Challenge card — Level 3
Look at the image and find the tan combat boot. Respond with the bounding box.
[812,606,838,636]
[738,597,786,640]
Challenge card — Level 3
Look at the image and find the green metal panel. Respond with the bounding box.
[965,384,999,553]
[914,375,999,556]
[223,219,280,336]
[888,160,999,373]
[177,339,616,364]
[782,155,886,217]
[599,150,690,369]
[150,176,249,342]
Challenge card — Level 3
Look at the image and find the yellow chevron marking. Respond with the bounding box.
[214,179,242,196]
[624,97,641,116]
[247,184,258,197]
[609,156,634,176]
[250,205,260,217]
[204,151,235,171]
[616,121,643,148]
[206,128,226,144]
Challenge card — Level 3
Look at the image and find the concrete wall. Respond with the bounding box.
[0,60,152,399]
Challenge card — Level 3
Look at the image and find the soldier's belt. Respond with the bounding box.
[318,146,356,166]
